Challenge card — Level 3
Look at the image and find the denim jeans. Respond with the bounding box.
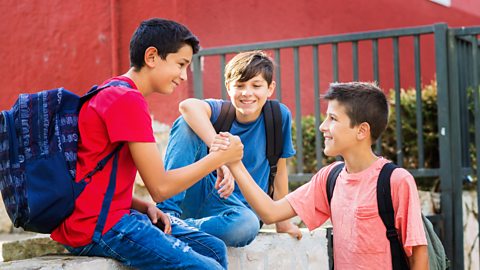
[64,210,227,270]
[157,118,260,247]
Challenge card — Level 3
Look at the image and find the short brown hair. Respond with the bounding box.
[224,50,274,86]
[323,82,389,142]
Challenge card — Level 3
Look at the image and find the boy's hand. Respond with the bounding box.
[211,132,243,164]
[215,165,235,199]
[146,204,171,235]
[209,132,231,152]
[276,221,303,240]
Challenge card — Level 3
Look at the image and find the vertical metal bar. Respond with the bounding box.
[459,40,472,169]
[393,37,403,167]
[471,35,480,264]
[372,39,382,154]
[313,45,323,169]
[332,43,339,82]
[220,54,227,99]
[414,35,425,168]
[274,49,282,102]
[434,24,456,269]
[352,41,359,81]
[193,55,204,99]
[294,47,304,174]
[449,28,466,270]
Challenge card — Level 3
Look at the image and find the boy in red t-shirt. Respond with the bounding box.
[213,82,429,269]
[51,18,243,270]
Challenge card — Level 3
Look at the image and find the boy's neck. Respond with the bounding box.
[342,150,379,174]
[122,68,152,97]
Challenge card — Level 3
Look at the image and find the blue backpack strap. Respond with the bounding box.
[326,162,345,206]
[376,162,410,270]
[78,79,132,243]
[79,80,133,108]
[91,143,123,243]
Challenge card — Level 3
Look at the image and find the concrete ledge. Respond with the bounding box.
[0,255,131,270]
[0,228,328,269]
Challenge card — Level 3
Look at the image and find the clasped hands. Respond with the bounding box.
[210,132,243,199]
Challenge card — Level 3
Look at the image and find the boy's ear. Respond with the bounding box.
[356,122,371,141]
[144,47,158,68]
[267,81,276,98]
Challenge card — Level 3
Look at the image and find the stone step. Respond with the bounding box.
[0,228,328,269]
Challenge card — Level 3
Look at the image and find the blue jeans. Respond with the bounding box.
[64,211,227,270]
[157,118,260,247]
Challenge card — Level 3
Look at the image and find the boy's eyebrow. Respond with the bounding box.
[181,58,191,64]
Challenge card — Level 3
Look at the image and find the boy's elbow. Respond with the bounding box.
[150,187,170,203]
[260,213,277,225]
[179,98,198,114]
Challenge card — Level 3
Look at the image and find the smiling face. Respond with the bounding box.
[226,74,275,123]
[319,100,360,157]
[150,44,193,95]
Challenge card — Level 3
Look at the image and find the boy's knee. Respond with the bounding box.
[222,209,260,247]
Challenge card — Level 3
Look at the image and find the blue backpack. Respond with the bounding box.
[0,80,131,237]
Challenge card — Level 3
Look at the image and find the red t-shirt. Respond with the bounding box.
[51,76,155,247]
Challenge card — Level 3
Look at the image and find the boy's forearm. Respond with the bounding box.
[228,162,289,224]
[131,197,151,213]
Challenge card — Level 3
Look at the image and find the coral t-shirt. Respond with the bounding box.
[51,76,155,247]
[286,157,427,270]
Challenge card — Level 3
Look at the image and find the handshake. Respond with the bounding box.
[209,132,244,166]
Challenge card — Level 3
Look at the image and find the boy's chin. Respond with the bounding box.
[323,149,337,158]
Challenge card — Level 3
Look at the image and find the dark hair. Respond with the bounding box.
[323,82,389,142]
[129,18,200,69]
[224,50,274,86]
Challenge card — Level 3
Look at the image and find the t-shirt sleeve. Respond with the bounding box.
[286,164,334,231]
[101,91,155,143]
[279,103,296,158]
[391,169,428,256]
[205,99,222,124]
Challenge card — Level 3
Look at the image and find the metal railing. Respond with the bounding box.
[191,23,480,269]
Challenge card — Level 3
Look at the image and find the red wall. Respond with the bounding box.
[0,0,479,124]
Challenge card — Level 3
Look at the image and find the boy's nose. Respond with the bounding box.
[319,119,327,132]
[180,68,188,81]
[241,88,252,96]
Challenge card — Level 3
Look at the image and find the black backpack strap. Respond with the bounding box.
[213,101,236,133]
[377,162,410,270]
[326,162,345,206]
[263,100,283,197]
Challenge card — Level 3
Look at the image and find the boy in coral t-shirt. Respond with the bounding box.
[214,82,428,269]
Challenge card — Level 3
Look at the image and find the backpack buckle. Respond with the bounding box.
[270,164,278,177]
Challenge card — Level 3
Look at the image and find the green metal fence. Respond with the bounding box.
[446,25,480,270]
[191,23,480,269]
